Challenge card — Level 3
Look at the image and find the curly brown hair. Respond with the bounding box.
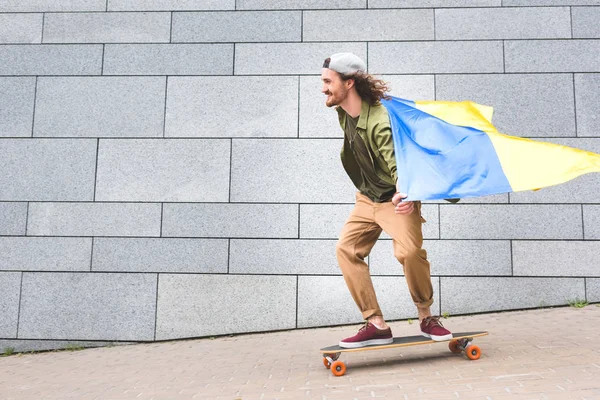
[323,57,390,106]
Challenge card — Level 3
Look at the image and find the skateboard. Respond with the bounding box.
[320,331,488,376]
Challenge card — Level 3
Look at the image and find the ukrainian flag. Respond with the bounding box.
[381,96,600,201]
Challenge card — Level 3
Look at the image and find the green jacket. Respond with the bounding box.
[337,100,397,189]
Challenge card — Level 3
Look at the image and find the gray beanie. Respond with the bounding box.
[325,53,366,75]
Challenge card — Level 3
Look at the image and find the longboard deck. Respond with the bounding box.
[320,331,488,354]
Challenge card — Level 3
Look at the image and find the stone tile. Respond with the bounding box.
[171,11,300,42]
[513,241,599,277]
[435,7,571,40]
[0,272,21,338]
[436,74,575,137]
[303,9,433,41]
[441,277,585,314]
[505,40,600,73]
[503,0,600,5]
[439,204,583,239]
[18,272,157,341]
[508,138,600,203]
[0,0,105,12]
[229,239,339,274]
[162,203,298,238]
[235,42,366,75]
[27,203,161,237]
[297,275,441,327]
[34,77,165,138]
[43,12,171,43]
[0,203,27,236]
[587,278,600,302]
[231,139,356,203]
[0,237,92,272]
[369,0,500,6]
[299,75,434,138]
[299,204,353,239]
[369,41,503,74]
[0,13,43,43]
[428,193,509,204]
[0,339,131,353]
[95,139,230,202]
[0,45,102,75]
[0,77,36,137]
[108,0,234,11]
[103,44,233,75]
[299,203,438,239]
[584,205,600,239]
[92,238,228,273]
[165,76,297,138]
[155,274,296,339]
[238,0,366,9]
[573,7,600,38]
[0,139,96,201]
[575,74,600,137]
[369,240,512,276]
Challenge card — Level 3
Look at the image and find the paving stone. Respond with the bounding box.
[587,278,600,302]
[369,0,500,6]
[108,0,234,11]
[238,0,366,9]
[0,0,105,12]
[584,205,600,239]
[573,6,600,38]
[575,73,600,137]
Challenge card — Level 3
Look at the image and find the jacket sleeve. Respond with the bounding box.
[372,123,398,185]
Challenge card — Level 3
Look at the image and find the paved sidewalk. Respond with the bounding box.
[1,306,600,400]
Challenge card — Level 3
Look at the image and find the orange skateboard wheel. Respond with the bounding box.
[465,345,481,360]
[331,360,346,376]
[323,357,331,369]
[448,340,462,354]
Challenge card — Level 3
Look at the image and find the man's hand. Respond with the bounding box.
[392,192,414,215]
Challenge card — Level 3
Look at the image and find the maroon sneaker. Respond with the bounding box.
[420,316,453,341]
[339,322,393,348]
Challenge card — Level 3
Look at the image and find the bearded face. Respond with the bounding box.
[321,68,350,108]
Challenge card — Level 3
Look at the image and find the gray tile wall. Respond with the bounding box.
[1,1,598,351]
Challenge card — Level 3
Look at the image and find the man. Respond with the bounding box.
[321,53,452,348]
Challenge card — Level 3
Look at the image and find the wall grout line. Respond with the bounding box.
[228,139,233,202]
[573,73,578,137]
[15,272,24,339]
[89,237,94,271]
[93,139,100,201]
[581,203,585,240]
[153,273,160,341]
[40,13,45,43]
[510,240,514,276]
[162,76,169,137]
[30,76,38,138]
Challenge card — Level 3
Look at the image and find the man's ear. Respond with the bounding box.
[345,78,355,89]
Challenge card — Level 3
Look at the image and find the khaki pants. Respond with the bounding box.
[336,192,434,320]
